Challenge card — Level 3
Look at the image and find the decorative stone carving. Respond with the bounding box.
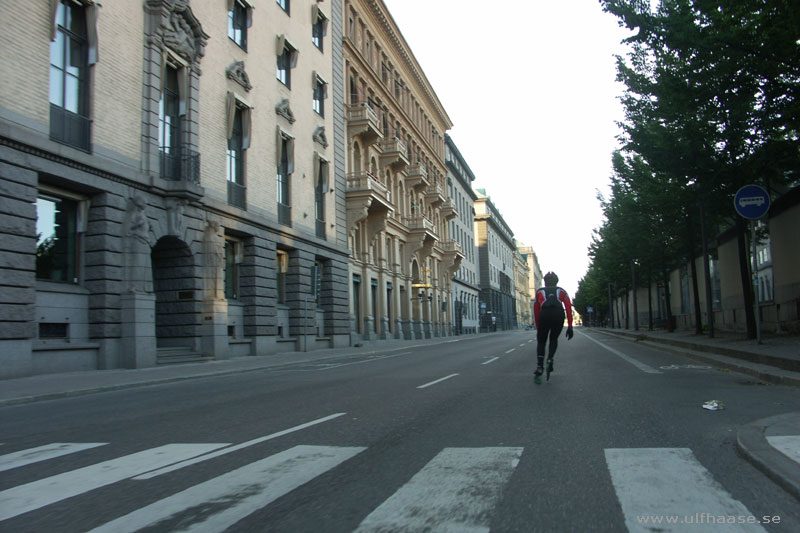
[165,198,187,238]
[226,61,252,92]
[122,195,153,294]
[203,219,225,301]
[146,0,209,65]
[313,126,328,148]
[275,98,295,124]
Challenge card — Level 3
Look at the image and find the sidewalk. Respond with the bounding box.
[594,326,800,502]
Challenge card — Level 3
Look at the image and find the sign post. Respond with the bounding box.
[734,184,770,344]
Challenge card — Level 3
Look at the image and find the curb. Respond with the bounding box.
[736,414,800,503]
[594,330,800,388]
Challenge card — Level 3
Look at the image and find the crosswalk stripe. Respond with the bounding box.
[0,443,230,522]
[0,443,107,472]
[354,447,522,533]
[133,412,347,480]
[87,445,366,533]
[605,448,766,532]
[766,435,800,463]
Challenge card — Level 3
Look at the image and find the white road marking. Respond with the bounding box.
[0,444,230,521]
[354,447,523,533]
[88,445,365,533]
[581,332,661,374]
[767,435,800,463]
[0,442,107,472]
[519,343,526,347]
[417,374,459,389]
[505,348,516,354]
[135,412,347,479]
[605,448,765,532]
[482,357,500,365]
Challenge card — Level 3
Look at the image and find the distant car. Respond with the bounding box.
[525,324,533,330]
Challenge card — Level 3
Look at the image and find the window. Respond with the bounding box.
[312,6,328,51]
[227,0,249,51]
[36,191,82,284]
[277,0,290,15]
[227,92,251,209]
[312,260,323,302]
[224,238,242,299]
[277,129,294,226]
[276,36,298,88]
[50,0,95,151]
[314,154,329,237]
[313,74,327,116]
[277,250,288,304]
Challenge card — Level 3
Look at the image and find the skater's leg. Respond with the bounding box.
[536,325,549,367]
[547,321,563,358]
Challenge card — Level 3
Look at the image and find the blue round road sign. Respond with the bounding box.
[734,184,770,220]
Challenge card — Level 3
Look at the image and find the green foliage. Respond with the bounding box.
[577,0,800,311]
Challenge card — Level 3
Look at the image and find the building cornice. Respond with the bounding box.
[366,0,453,130]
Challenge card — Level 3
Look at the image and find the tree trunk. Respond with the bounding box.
[647,266,653,331]
[736,218,757,338]
[686,216,703,334]
[663,263,673,332]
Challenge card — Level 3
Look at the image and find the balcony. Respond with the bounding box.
[379,137,409,171]
[346,171,393,232]
[346,102,383,145]
[50,104,91,153]
[438,239,465,277]
[404,162,430,190]
[227,181,246,209]
[404,215,436,236]
[424,182,445,206]
[160,146,200,183]
[440,198,458,220]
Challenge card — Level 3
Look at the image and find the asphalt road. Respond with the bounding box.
[2,329,800,532]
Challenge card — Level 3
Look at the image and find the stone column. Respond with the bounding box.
[121,292,157,368]
[201,220,229,359]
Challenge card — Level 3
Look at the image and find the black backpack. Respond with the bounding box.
[541,286,561,309]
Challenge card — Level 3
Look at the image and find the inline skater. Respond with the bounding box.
[532,272,574,383]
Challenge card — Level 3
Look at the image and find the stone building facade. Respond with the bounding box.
[342,0,462,342]
[0,0,351,378]
[445,135,479,335]
[513,249,531,328]
[518,243,542,324]
[474,190,516,331]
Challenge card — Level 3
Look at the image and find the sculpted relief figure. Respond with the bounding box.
[123,196,153,293]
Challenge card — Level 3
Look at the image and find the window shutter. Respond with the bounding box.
[289,47,298,69]
[276,126,282,165]
[49,0,59,41]
[86,4,99,65]
[241,105,251,150]
[226,91,236,140]
[159,51,168,93]
[227,0,235,12]
[177,66,187,116]
[313,152,320,187]
[287,136,295,175]
[276,35,286,56]
[321,159,329,193]
[311,4,319,23]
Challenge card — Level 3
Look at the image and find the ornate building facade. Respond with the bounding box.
[513,248,531,328]
[343,0,462,341]
[0,0,351,378]
[445,135,480,335]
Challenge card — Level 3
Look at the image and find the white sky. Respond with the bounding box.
[382,0,634,297]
